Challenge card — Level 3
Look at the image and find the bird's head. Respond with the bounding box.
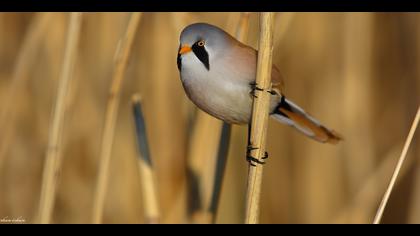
[177,23,234,72]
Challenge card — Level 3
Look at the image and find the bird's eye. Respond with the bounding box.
[197,40,205,47]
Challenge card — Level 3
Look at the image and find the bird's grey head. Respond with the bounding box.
[177,23,233,71]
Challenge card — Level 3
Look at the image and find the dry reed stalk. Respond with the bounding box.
[91,12,142,224]
[407,14,420,224]
[207,122,231,223]
[0,13,53,169]
[37,12,82,224]
[332,143,415,223]
[131,94,160,224]
[244,12,274,224]
[373,106,420,224]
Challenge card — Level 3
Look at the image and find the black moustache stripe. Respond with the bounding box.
[177,44,182,71]
[192,43,210,71]
[177,53,182,71]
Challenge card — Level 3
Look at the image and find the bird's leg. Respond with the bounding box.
[246,123,253,154]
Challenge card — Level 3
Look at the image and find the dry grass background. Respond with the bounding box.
[0,12,419,224]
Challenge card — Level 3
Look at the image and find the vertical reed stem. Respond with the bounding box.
[208,122,231,223]
[91,12,142,224]
[244,12,275,224]
[131,94,160,224]
[0,13,52,169]
[373,106,420,224]
[37,12,82,224]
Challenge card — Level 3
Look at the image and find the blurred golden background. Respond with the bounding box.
[0,12,419,224]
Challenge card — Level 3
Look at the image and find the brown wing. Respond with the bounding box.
[230,40,286,92]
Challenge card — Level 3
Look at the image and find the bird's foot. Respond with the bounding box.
[247,155,266,167]
[249,82,276,97]
[249,82,264,98]
[246,144,268,166]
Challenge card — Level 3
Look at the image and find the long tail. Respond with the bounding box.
[270,95,343,144]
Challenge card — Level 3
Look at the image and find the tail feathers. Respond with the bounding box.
[271,96,343,144]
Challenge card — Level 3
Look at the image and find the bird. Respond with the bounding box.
[177,23,342,162]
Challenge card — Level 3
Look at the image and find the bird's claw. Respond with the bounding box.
[246,144,268,166]
[262,151,269,159]
[247,155,266,166]
[249,82,263,98]
[249,82,275,98]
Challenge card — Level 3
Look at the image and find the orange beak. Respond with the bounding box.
[179,45,192,55]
